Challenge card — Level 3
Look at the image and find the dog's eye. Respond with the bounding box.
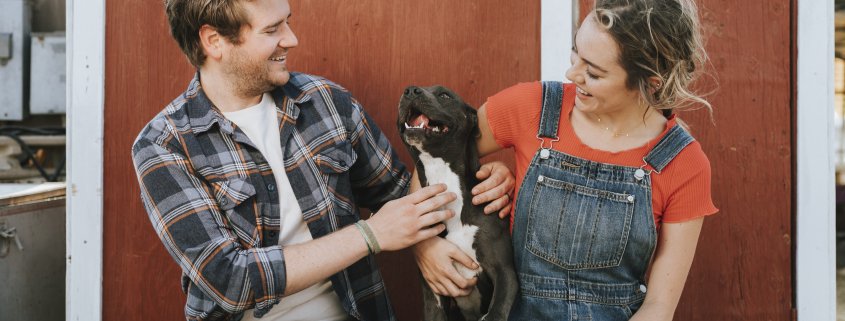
[439,93,451,99]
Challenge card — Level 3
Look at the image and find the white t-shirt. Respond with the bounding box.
[223,93,347,321]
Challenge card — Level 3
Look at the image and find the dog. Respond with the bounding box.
[397,85,517,321]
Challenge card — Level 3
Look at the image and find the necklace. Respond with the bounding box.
[592,112,651,138]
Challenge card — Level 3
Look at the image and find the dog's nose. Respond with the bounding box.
[404,86,423,98]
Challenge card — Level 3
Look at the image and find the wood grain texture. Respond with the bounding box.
[577,1,794,320]
[103,1,538,320]
[105,0,792,319]
[103,1,195,320]
[678,1,793,320]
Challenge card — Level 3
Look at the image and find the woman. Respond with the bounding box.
[412,0,718,320]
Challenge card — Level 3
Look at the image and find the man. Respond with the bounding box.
[131,0,514,320]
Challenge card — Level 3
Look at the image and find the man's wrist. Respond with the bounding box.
[354,220,381,254]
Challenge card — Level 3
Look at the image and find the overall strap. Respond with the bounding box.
[538,81,564,139]
[643,124,695,173]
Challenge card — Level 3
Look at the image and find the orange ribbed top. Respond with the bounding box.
[485,82,718,228]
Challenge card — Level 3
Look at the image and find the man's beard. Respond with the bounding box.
[224,48,284,98]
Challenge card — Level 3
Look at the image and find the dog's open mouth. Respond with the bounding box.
[403,109,450,134]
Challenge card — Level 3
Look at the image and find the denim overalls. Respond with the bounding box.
[508,82,694,320]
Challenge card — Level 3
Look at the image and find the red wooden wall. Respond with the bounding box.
[670,1,793,319]
[103,1,536,320]
[578,0,794,319]
[103,0,792,320]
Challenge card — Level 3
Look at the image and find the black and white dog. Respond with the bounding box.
[397,85,517,321]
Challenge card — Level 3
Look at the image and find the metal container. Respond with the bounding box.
[29,32,65,115]
[0,0,32,121]
[0,183,66,321]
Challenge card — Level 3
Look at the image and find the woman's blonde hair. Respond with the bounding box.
[593,0,712,116]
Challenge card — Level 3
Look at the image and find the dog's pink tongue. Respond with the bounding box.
[409,114,430,128]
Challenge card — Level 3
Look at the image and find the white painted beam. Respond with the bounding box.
[541,0,575,81]
[796,0,836,320]
[66,0,104,320]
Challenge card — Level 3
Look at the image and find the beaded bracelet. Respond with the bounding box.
[354,220,381,255]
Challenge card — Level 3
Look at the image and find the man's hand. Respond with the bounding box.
[413,237,479,297]
[367,184,456,251]
[471,161,515,218]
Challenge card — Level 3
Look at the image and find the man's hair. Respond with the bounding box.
[164,0,250,67]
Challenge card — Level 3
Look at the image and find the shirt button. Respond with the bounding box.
[338,160,347,167]
[268,184,276,191]
[220,199,228,206]
[639,284,647,293]
[627,195,635,202]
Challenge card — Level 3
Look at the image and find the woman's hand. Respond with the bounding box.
[471,161,515,218]
[413,237,479,297]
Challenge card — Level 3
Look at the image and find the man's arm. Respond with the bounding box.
[134,137,455,311]
[282,183,455,294]
[134,140,285,313]
[345,96,412,209]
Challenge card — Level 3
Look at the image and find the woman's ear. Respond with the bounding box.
[647,76,663,93]
[199,25,224,61]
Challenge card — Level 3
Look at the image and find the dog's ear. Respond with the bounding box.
[465,104,482,182]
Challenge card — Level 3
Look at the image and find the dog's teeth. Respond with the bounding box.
[433,127,440,132]
[405,123,410,129]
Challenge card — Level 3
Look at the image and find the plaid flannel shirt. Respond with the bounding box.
[132,72,410,321]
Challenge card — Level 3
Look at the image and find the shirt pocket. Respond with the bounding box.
[313,140,357,174]
[209,176,260,247]
[210,176,257,211]
[312,140,358,218]
[525,174,635,270]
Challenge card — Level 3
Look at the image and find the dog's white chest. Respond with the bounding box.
[415,147,481,278]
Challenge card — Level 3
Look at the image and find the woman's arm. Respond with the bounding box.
[477,103,504,158]
[630,217,705,321]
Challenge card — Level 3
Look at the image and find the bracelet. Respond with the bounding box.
[354,222,373,254]
[354,220,381,255]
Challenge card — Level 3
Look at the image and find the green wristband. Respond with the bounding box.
[355,220,381,254]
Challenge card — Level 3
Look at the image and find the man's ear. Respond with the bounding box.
[199,25,224,61]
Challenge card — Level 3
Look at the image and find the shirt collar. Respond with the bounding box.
[185,72,312,135]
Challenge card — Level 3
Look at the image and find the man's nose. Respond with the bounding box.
[281,27,299,48]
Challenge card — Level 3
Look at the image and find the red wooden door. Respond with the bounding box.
[103,1,538,320]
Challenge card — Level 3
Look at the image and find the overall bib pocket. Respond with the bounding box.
[525,174,635,270]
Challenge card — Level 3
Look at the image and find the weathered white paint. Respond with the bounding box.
[796,0,835,320]
[66,0,104,320]
[541,0,575,81]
